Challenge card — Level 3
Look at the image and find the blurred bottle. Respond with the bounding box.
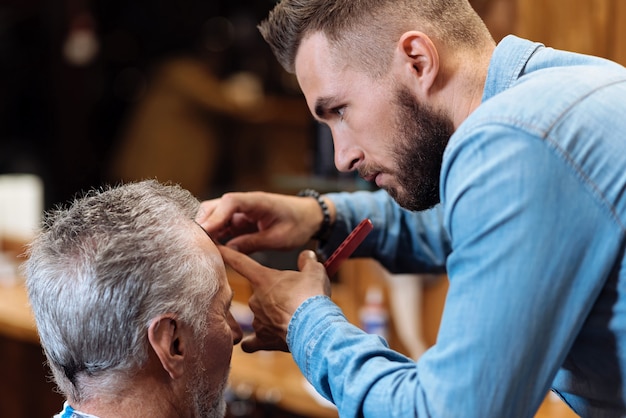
[359,286,389,340]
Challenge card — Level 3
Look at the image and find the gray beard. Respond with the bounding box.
[187,371,228,418]
[188,360,229,418]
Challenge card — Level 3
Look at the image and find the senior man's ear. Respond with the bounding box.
[148,315,186,379]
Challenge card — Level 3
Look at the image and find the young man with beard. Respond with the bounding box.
[196,0,626,416]
[25,180,243,418]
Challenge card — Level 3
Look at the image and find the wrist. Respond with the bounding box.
[297,189,333,241]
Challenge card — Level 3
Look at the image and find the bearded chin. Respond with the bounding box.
[190,379,228,418]
[188,361,229,418]
[393,148,442,212]
[391,88,454,212]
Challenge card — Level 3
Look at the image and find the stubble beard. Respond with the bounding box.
[188,344,229,418]
[189,367,228,418]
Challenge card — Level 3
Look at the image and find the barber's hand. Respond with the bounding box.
[196,191,326,254]
[219,245,331,353]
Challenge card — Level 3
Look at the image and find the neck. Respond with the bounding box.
[437,41,496,129]
[70,370,188,417]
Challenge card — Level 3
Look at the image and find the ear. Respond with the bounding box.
[396,31,440,95]
[148,315,186,379]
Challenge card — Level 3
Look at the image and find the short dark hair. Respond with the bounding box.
[258,0,493,77]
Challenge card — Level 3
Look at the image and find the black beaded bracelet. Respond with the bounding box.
[297,188,331,241]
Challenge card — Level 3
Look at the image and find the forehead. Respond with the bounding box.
[295,34,346,106]
[295,32,392,118]
[295,32,336,78]
[190,225,228,284]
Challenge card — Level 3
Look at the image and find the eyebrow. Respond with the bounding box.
[314,96,335,119]
[226,292,235,311]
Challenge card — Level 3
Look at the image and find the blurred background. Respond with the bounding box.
[0,0,625,417]
[0,0,624,210]
[0,0,316,211]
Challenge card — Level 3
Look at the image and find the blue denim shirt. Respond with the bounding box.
[287,35,626,417]
[55,402,99,418]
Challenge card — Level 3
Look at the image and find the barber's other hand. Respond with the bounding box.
[196,192,325,254]
[219,245,331,353]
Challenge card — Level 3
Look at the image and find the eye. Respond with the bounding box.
[332,106,346,120]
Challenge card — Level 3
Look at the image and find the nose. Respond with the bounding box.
[333,132,363,172]
[228,311,244,345]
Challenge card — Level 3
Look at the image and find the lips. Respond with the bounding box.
[359,166,385,186]
[360,172,384,188]
[361,172,377,182]
[374,173,384,188]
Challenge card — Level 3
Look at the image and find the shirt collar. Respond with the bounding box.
[482,35,544,103]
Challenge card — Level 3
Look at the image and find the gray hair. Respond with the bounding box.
[258,0,493,76]
[24,180,221,403]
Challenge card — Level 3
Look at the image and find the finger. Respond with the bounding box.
[195,199,216,223]
[297,249,323,272]
[240,335,262,353]
[241,334,289,353]
[196,201,236,244]
[225,228,275,254]
[297,249,332,296]
[197,195,243,235]
[218,213,268,253]
[229,213,257,232]
[219,245,271,286]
